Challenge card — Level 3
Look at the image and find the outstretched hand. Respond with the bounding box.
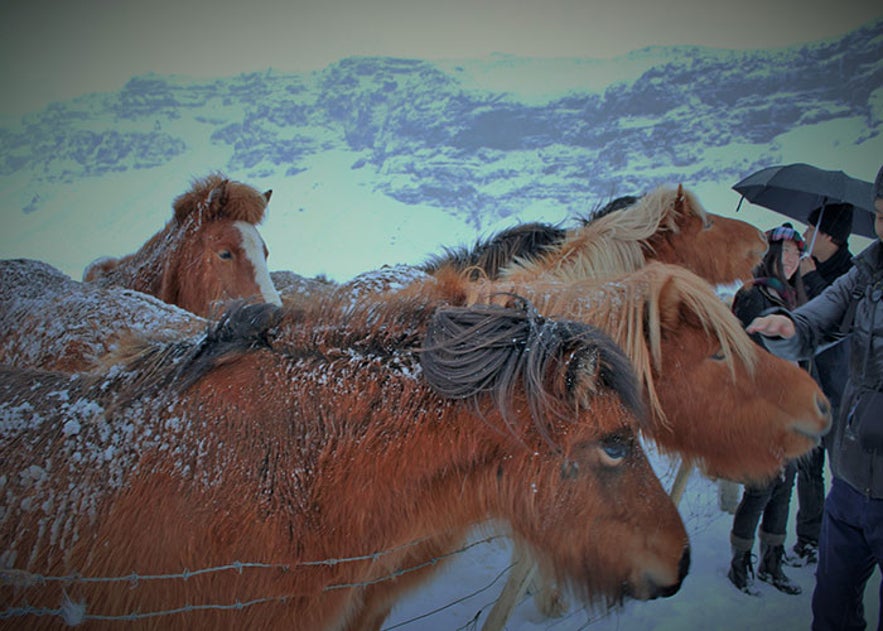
[746,314,796,338]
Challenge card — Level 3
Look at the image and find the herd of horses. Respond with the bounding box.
[0,174,831,630]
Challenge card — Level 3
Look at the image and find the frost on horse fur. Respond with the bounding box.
[0,258,206,373]
[0,286,689,630]
[82,172,281,317]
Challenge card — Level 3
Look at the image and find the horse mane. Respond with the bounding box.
[172,172,270,225]
[469,263,755,426]
[93,302,281,406]
[582,194,641,223]
[504,185,709,281]
[422,222,567,280]
[421,300,643,445]
[101,284,641,448]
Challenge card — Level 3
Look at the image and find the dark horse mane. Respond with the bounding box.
[104,289,642,444]
[421,223,567,280]
[421,299,644,443]
[421,195,642,280]
[171,172,270,225]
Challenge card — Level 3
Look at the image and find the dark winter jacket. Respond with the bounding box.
[801,245,854,410]
[733,279,800,347]
[764,241,883,499]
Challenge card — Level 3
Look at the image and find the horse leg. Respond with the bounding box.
[669,459,693,506]
[528,571,569,618]
[482,545,537,631]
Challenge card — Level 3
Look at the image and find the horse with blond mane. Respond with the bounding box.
[423,185,767,286]
[0,285,690,630]
[83,173,281,317]
[309,263,830,628]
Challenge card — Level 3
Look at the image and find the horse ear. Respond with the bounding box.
[657,275,683,331]
[674,183,687,215]
[263,189,272,203]
[204,180,230,216]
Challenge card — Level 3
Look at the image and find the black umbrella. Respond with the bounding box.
[733,162,876,239]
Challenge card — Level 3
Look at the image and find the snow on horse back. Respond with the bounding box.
[83,172,281,317]
[0,288,689,630]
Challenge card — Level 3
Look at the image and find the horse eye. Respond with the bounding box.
[599,439,628,466]
[218,250,233,260]
[704,218,714,230]
[711,349,726,361]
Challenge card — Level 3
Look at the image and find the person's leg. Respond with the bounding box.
[812,479,876,631]
[758,464,801,594]
[795,447,826,555]
[864,493,883,631]
[760,463,797,540]
[730,483,773,594]
[733,482,775,543]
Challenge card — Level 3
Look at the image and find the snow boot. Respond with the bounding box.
[785,539,818,567]
[727,549,759,596]
[758,541,802,595]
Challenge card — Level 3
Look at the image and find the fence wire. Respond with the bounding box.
[0,534,505,625]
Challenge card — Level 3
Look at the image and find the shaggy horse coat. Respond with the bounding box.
[0,258,206,372]
[0,287,689,630]
[83,173,281,317]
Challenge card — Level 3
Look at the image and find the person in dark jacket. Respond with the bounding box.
[747,164,883,630]
[788,202,855,566]
[727,223,808,596]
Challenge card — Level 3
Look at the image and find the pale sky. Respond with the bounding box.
[1,0,881,116]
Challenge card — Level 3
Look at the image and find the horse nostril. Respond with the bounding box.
[644,544,690,600]
[816,393,831,421]
[678,545,691,582]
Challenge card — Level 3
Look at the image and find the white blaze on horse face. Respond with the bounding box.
[234,221,282,306]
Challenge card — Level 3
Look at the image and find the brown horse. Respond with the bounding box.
[457,263,831,482]
[83,173,281,317]
[305,264,831,628]
[0,290,689,630]
[0,258,206,372]
[424,185,767,286]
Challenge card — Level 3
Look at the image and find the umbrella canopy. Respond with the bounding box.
[733,162,876,239]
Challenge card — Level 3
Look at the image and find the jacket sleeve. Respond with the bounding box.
[763,266,861,361]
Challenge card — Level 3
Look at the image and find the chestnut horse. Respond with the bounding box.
[423,185,767,286]
[300,264,831,628]
[457,263,831,482]
[0,258,206,372]
[455,262,831,628]
[83,173,281,317]
[0,290,690,630]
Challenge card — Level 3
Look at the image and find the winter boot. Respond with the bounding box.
[727,549,759,596]
[758,541,802,595]
[785,539,818,567]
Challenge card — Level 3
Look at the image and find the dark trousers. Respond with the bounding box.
[797,445,826,546]
[731,462,797,548]
[811,478,883,630]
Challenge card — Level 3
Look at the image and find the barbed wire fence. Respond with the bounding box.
[1,448,725,629]
[0,534,510,626]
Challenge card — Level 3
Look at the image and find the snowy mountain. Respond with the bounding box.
[1,18,882,282]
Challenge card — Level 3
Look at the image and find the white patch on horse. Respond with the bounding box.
[234,221,282,306]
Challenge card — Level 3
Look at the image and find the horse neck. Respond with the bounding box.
[114,221,188,296]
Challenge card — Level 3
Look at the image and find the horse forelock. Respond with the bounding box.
[173,172,268,225]
[503,264,755,426]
